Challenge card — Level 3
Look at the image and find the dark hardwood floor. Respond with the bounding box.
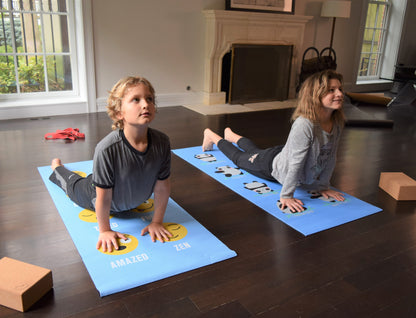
[1,101,416,317]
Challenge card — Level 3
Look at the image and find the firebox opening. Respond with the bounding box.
[221,44,293,105]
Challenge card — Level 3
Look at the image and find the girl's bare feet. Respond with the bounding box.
[51,158,63,170]
[202,128,222,151]
[224,127,242,144]
[202,129,214,151]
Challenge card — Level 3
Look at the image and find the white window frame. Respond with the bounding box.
[0,0,95,120]
[356,0,407,86]
[357,0,391,80]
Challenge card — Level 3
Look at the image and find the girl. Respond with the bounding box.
[202,70,346,213]
[49,76,172,252]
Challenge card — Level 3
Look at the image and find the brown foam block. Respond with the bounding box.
[379,172,416,200]
[0,257,53,312]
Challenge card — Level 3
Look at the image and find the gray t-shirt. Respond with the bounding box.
[271,116,342,198]
[92,128,171,212]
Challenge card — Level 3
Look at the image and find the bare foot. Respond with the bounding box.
[202,128,223,152]
[202,129,215,151]
[51,158,63,170]
[224,127,242,144]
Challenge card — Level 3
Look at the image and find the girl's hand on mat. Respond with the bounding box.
[97,230,127,253]
[141,222,173,243]
[320,189,345,201]
[280,197,305,213]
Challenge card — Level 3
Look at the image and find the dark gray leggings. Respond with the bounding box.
[217,137,283,181]
[49,166,96,210]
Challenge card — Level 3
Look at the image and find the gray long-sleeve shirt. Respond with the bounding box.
[271,116,342,198]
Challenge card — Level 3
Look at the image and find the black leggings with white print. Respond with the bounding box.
[217,137,283,181]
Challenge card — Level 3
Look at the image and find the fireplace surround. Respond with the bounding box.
[203,10,312,105]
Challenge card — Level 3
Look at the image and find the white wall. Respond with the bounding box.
[93,0,411,108]
[92,0,216,109]
[397,0,416,66]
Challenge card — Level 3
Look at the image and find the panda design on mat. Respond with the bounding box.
[215,165,243,177]
[244,181,274,195]
[194,153,217,162]
[308,190,336,203]
[277,200,307,214]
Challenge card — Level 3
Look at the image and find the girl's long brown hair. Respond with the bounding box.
[292,70,345,127]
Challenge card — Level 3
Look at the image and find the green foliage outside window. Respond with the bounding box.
[0,51,67,94]
[1,10,68,94]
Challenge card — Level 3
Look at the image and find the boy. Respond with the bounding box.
[50,76,172,252]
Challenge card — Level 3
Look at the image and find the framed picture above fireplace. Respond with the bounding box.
[225,0,295,14]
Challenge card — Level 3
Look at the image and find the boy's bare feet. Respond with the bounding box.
[224,127,242,144]
[51,158,63,170]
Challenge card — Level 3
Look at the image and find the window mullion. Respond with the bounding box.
[370,3,381,76]
[370,4,379,53]
[7,0,21,93]
[39,10,49,92]
[1,4,10,63]
[49,12,58,84]
[376,4,390,76]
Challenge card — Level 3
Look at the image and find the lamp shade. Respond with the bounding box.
[321,1,351,18]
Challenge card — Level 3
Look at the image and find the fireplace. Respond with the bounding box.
[222,43,293,104]
[203,10,312,105]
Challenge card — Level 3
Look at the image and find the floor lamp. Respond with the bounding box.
[321,1,351,51]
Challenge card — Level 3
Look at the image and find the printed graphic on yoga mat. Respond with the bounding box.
[38,161,236,297]
[98,234,139,255]
[215,165,244,178]
[194,153,218,163]
[173,145,382,236]
[244,181,276,196]
[163,223,188,242]
[78,209,112,223]
[131,199,155,213]
[73,170,87,178]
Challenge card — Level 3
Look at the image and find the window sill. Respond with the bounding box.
[0,95,87,108]
[356,79,392,85]
[0,95,90,120]
[352,79,393,93]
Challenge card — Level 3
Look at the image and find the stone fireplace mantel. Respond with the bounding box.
[203,10,312,105]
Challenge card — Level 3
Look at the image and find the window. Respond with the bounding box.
[357,0,407,81]
[0,0,75,94]
[358,0,391,78]
[0,0,95,119]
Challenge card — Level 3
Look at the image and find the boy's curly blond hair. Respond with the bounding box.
[106,76,156,130]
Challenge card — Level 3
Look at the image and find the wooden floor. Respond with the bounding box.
[1,101,416,317]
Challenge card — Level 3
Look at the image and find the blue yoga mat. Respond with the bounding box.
[173,145,382,236]
[38,161,236,297]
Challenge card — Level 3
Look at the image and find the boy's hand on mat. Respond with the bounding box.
[141,222,173,243]
[320,189,345,201]
[96,230,127,253]
[280,197,305,213]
